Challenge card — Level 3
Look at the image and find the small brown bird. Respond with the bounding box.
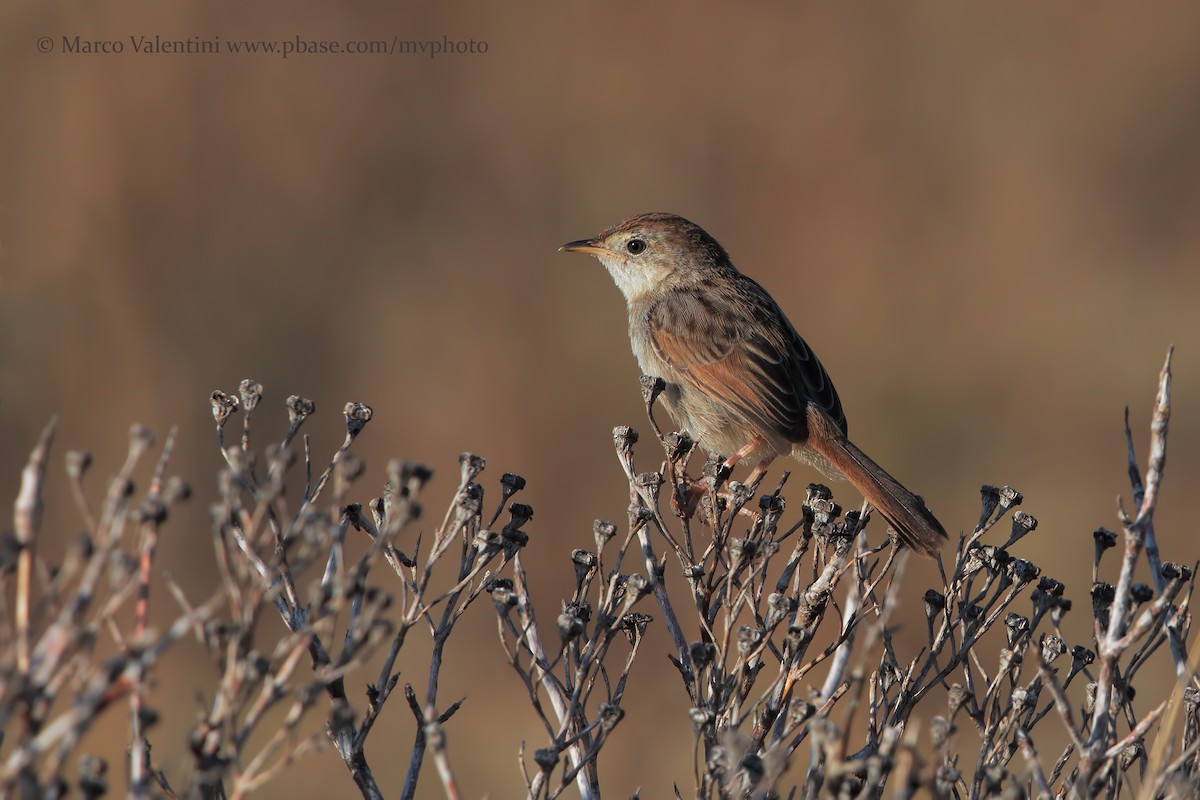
[561,212,947,557]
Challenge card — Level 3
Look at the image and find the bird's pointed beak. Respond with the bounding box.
[559,237,607,256]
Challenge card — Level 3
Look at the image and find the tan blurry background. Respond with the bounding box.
[3,2,1199,797]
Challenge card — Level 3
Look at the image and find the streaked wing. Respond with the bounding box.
[647,283,846,443]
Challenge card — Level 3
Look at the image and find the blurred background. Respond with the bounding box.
[3,2,1198,796]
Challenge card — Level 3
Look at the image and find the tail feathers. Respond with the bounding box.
[805,424,947,559]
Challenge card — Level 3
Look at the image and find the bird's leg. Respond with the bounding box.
[671,444,769,523]
[714,439,763,489]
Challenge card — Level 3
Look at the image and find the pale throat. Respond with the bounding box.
[600,258,660,306]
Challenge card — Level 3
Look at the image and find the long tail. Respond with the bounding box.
[802,408,947,558]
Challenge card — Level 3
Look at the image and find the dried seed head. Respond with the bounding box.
[977,485,1001,529]
[736,625,765,655]
[947,684,967,715]
[598,703,624,730]
[1162,562,1190,581]
[783,625,812,660]
[613,426,638,462]
[1093,527,1117,551]
[238,379,263,413]
[998,486,1023,510]
[689,641,716,668]
[533,747,559,772]
[570,549,597,585]
[1091,581,1115,625]
[635,471,664,503]
[619,613,652,643]
[458,452,485,485]
[640,374,666,406]
[1008,558,1040,585]
[66,450,93,481]
[924,589,946,618]
[1038,577,1065,597]
[456,483,483,516]
[931,716,954,748]
[1130,583,1154,604]
[1005,613,1030,647]
[689,707,715,730]
[1039,634,1067,663]
[285,394,316,427]
[936,765,961,794]
[664,431,695,462]
[341,403,372,439]
[624,573,650,603]
[1009,511,1037,542]
[557,612,585,642]
[500,472,526,498]
[166,477,191,504]
[1070,646,1095,675]
[593,519,616,549]
[765,592,793,629]
[128,425,156,456]
[335,454,366,486]
[788,700,815,727]
[211,391,240,427]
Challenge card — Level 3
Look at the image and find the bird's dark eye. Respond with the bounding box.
[626,238,646,255]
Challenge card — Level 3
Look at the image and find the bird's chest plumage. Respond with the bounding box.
[625,309,744,456]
